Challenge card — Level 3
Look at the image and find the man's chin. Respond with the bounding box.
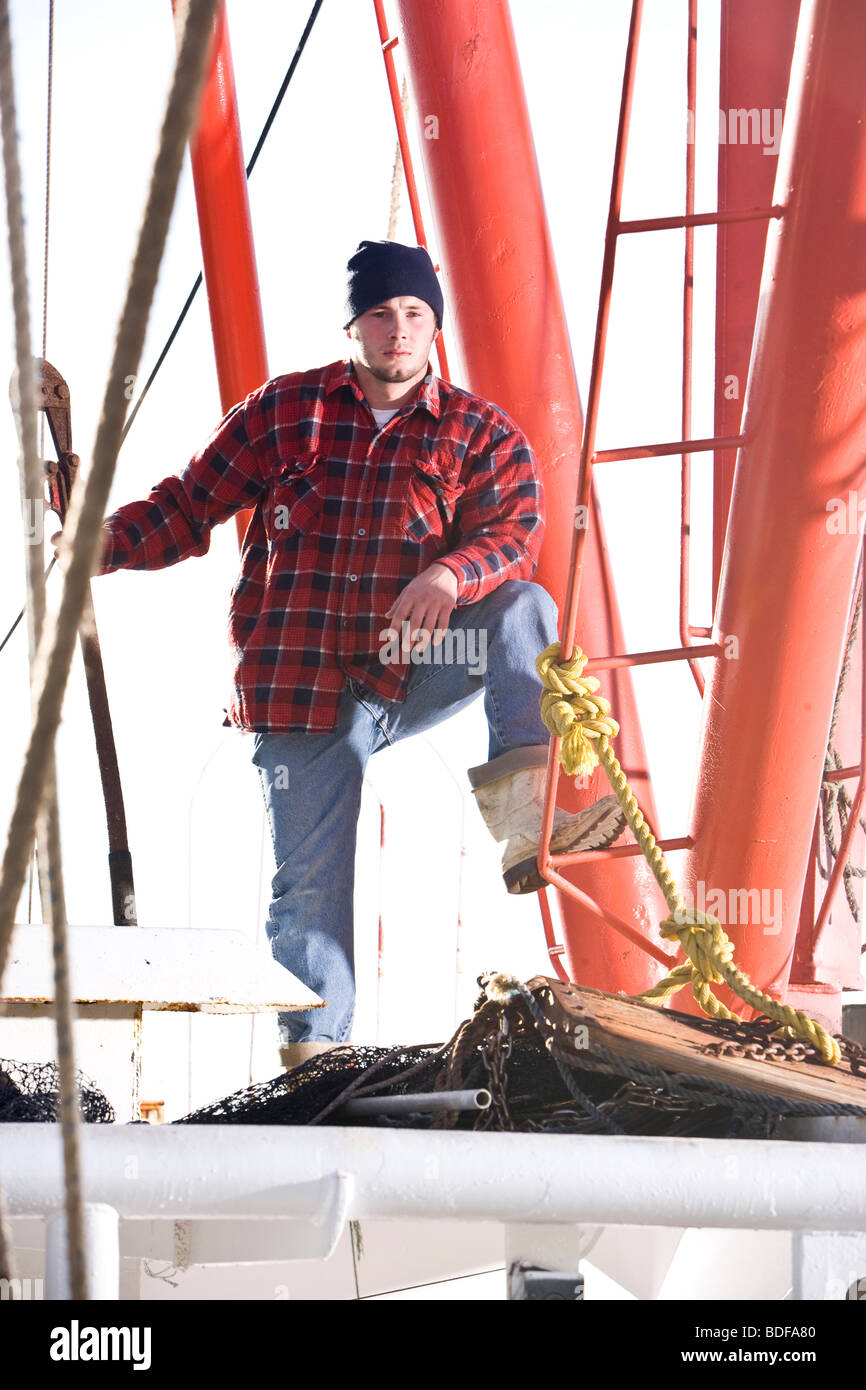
[366,353,428,380]
[373,362,421,382]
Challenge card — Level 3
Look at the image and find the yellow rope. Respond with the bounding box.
[536,640,841,1065]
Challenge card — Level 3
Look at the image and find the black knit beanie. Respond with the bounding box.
[344,240,444,328]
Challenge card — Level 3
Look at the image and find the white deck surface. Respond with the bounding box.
[2,924,322,1012]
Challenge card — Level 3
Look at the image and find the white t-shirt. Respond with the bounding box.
[370,405,400,429]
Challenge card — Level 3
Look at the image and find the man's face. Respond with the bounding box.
[346,297,438,385]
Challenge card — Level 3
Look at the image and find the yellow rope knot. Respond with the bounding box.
[536,639,842,1066]
[536,641,620,778]
[660,910,735,979]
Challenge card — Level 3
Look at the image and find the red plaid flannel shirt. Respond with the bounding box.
[99,359,545,732]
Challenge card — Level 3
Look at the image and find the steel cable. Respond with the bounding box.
[0,0,325,657]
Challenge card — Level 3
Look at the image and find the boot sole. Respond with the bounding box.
[503,794,627,895]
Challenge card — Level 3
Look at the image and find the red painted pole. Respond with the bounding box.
[713,0,798,604]
[180,0,269,543]
[683,0,866,1017]
[395,0,667,994]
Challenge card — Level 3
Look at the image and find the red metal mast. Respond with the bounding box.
[181,0,269,543]
[713,0,798,603]
[714,0,862,1022]
[395,0,667,993]
[683,0,866,1022]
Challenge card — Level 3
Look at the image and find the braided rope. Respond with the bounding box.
[0,0,220,1291]
[536,641,841,1065]
[0,0,219,988]
[0,0,83,1292]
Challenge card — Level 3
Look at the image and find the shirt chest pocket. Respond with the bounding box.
[402,459,464,544]
[266,454,325,539]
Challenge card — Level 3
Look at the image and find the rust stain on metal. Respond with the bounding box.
[461,32,480,73]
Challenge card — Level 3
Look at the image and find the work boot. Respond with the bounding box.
[468,745,626,894]
[279,1041,337,1073]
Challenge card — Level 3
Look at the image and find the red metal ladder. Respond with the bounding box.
[535,0,786,979]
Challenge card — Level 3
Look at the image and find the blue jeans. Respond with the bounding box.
[251,579,558,1043]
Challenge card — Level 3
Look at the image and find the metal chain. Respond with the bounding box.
[704,1039,812,1063]
[479,1012,514,1131]
[511,980,866,1122]
[693,1012,866,1074]
[508,980,628,1135]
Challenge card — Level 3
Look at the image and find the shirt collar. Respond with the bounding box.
[324,358,442,419]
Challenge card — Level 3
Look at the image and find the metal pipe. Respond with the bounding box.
[536,888,570,982]
[586,643,721,671]
[680,0,702,697]
[337,1089,490,1117]
[6,1126,866,1231]
[823,766,860,784]
[563,0,643,644]
[45,1203,119,1300]
[617,205,784,234]
[181,0,268,545]
[552,835,692,868]
[713,0,799,603]
[593,433,745,463]
[683,0,866,1014]
[531,869,676,967]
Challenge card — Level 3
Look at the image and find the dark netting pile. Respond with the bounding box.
[174,975,866,1138]
[0,1058,115,1123]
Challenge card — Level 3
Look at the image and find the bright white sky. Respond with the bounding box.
[0,0,732,1105]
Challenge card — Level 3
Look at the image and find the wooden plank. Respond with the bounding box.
[526,977,866,1108]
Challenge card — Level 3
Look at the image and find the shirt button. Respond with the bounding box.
[349,574,358,582]
[358,528,366,536]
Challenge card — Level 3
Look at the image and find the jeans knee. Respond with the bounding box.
[485,579,558,633]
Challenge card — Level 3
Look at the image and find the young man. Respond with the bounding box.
[89,239,624,1061]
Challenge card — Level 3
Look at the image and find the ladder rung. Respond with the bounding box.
[592,433,745,463]
[584,642,721,671]
[616,205,785,235]
[549,836,694,867]
[823,765,862,783]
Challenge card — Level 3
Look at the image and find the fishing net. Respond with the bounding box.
[4,976,861,1134]
[175,975,866,1137]
[0,1058,115,1123]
